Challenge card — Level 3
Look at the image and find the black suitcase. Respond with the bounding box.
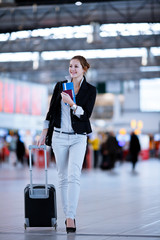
[24,145,57,230]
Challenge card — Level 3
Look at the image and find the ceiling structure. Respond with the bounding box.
[0,0,160,90]
[1,0,160,33]
[0,0,160,33]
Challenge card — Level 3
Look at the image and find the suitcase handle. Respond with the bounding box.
[28,145,48,196]
[29,145,47,150]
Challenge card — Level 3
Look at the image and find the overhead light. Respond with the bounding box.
[119,128,126,135]
[137,120,143,129]
[75,1,82,6]
[130,120,136,129]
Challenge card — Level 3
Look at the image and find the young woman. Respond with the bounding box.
[37,55,96,233]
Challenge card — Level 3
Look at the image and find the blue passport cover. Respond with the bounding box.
[62,82,76,105]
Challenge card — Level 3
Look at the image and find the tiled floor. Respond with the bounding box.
[0,158,160,240]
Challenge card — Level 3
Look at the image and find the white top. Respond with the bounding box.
[43,76,84,132]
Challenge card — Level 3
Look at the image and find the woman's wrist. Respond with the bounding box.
[70,103,74,107]
[71,104,77,111]
[69,99,75,107]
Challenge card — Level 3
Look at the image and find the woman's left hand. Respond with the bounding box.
[61,92,74,106]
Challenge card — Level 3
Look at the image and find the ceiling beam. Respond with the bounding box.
[0,0,160,33]
[0,57,159,85]
[0,57,159,71]
[1,70,159,87]
[0,34,160,53]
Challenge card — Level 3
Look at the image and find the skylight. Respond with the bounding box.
[0,23,159,41]
[0,47,159,62]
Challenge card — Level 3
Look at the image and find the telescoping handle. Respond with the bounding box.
[28,145,48,196]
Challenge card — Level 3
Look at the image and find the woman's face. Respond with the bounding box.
[69,59,84,79]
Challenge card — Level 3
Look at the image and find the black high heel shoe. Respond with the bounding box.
[66,219,76,233]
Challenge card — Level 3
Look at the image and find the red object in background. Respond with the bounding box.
[140,149,149,160]
[0,81,3,112]
[15,85,21,113]
[31,87,42,115]
[0,80,46,116]
[1,145,10,162]
[15,84,31,114]
[85,146,92,169]
[4,82,14,113]
[35,150,49,168]
[123,149,129,160]
[21,85,30,114]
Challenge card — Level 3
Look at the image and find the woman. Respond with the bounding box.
[37,55,96,233]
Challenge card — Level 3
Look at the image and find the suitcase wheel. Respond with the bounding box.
[53,223,57,230]
[24,223,27,230]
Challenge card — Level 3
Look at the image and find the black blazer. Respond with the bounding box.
[46,76,97,134]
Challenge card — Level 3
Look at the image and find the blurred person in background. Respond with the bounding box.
[1,139,10,164]
[149,134,155,158]
[105,131,119,170]
[88,133,100,168]
[100,133,110,170]
[16,134,26,166]
[83,136,90,169]
[129,132,141,172]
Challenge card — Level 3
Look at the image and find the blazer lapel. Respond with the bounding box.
[76,77,88,104]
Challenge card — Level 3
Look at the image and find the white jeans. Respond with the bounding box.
[52,131,87,219]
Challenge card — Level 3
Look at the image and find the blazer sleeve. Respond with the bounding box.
[45,82,60,121]
[78,86,97,121]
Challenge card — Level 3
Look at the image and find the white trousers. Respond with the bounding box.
[52,131,87,219]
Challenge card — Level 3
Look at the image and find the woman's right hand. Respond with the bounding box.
[37,129,48,147]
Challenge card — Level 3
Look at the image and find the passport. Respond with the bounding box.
[62,82,76,105]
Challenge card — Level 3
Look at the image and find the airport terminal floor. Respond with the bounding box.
[0,158,160,240]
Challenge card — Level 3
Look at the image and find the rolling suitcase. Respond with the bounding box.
[24,145,57,230]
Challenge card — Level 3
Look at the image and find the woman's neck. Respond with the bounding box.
[72,76,83,86]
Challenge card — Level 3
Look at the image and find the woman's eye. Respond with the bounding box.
[69,64,79,68]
